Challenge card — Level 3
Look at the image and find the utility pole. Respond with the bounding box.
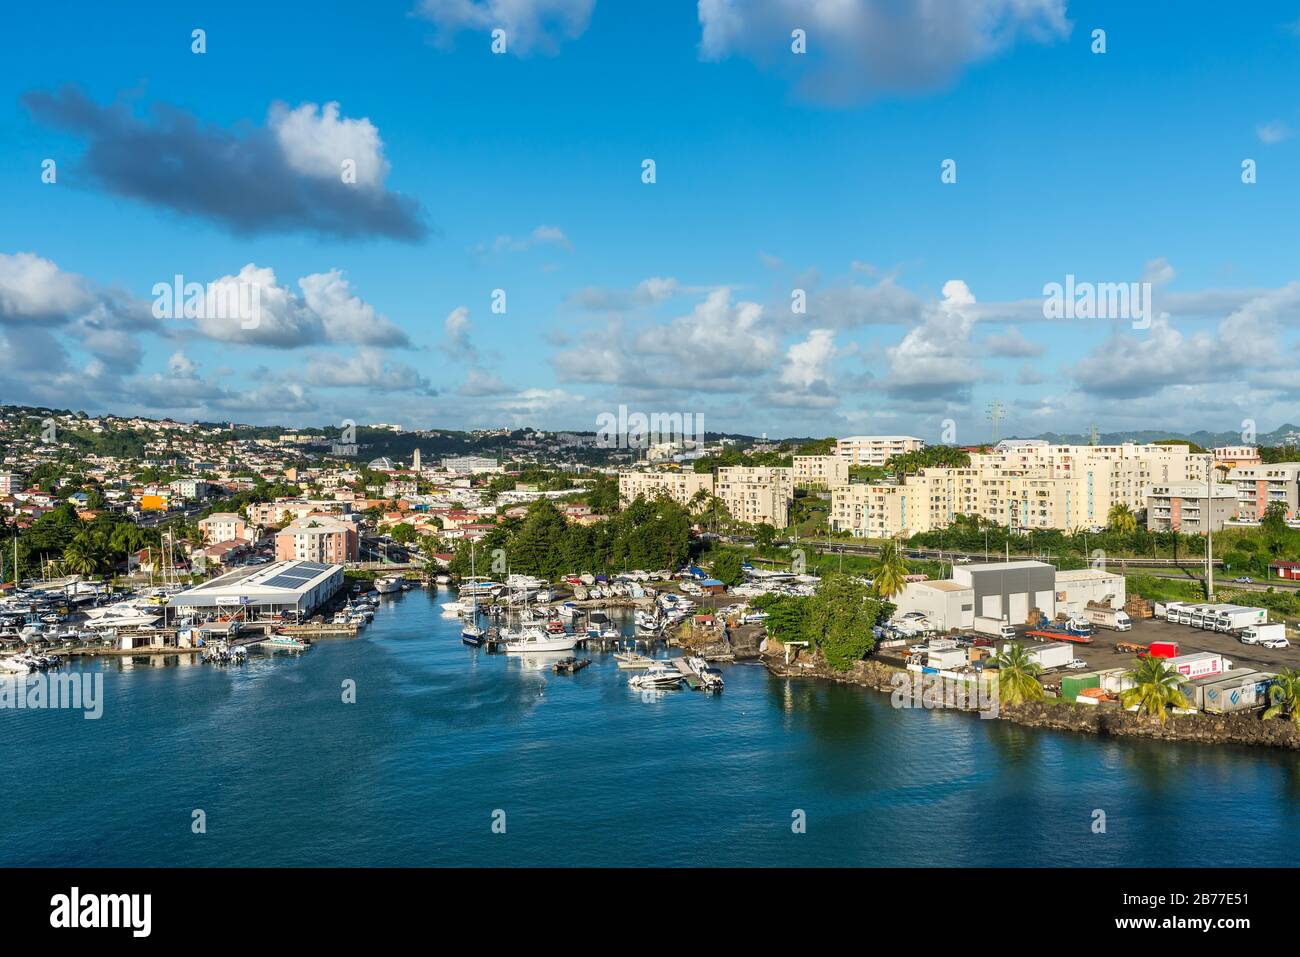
[1205,455,1215,602]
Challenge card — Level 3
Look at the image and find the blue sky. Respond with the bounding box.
[2,0,1299,442]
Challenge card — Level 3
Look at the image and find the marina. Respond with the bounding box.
[3,586,1299,868]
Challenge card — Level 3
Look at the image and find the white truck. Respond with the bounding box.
[974,616,1017,640]
[1021,641,1075,671]
[1083,606,1132,631]
[1212,606,1268,633]
[1240,623,1286,645]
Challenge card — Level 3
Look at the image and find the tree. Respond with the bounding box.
[1120,656,1189,723]
[1263,668,1300,726]
[1107,502,1138,535]
[389,523,417,545]
[802,572,882,671]
[989,642,1045,705]
[753,523,777,550]
[711,549,744,587]
[869,540,910,599]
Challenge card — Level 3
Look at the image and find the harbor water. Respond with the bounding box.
[2,587,1298,867]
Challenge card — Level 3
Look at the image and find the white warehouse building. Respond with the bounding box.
[893,561,1125,632]
[169,560,344,620]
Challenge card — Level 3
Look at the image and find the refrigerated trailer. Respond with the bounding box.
[1083,605,1132,631]
[974,617,1016,640]
[1240,623,1287,645]
[1165,651,1231,681]
[1212,606,1268,633]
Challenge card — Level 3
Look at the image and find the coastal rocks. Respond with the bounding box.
[760,648,1300,752]
[682,623,764,660]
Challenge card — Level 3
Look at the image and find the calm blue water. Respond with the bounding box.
[2,587,1298,867]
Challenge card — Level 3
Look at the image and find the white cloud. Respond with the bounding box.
[414,0,595,55]
[0,252,93,321]
[444,305,475,357]
[698,0,1071,103]
[1257,121,1291,144]
[304,348,434,393]
[270,101,390,189]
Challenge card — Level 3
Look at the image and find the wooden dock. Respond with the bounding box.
[670,657,703,690]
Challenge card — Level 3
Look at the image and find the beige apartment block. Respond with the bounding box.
[830,444,1212,538]
[834,435,925,467]
[716,466,793,528]
[1231,462,1300,521]
[1145,482,1238,532]
[618,471,714,509]
[792,454,849,489]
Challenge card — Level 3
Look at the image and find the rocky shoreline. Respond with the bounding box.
[760,644,1300,752]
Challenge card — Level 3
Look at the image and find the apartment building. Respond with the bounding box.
[792,455,849,490]
[1230,462,1300,521]
[248,499,350,527]
[1213,446,1262,471]
[1145,482,1238,533]
[834,435,925,467]
[274,516,360,563]
[198,512,252,544]
[830,444,1211,537]
[716,466,793,529]
[0,473,20,495]
[618,471,714,509]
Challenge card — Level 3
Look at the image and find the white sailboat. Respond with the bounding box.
[461,545,484,645]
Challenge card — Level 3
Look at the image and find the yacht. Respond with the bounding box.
[375,575,403,595]
[0,656,31,674]
[628,663,683,690]
[503,626,576,654]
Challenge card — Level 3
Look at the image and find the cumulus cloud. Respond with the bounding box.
[414,0,595,55]
[983,325,1044,358]
[875,279,986,400]
[444,305,476,358]
[477,224,573,255]
[698,0,1071,103]
[183,265,410,349]
[303,348,435,394]
[23,88,426,240]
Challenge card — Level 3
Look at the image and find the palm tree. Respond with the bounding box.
[1263,668,1300,726]
[989,642,1045,705]
[1107,502,1138,535]
[62,542,100,577]
[869,539,910,599]
[1120,656,1188,722]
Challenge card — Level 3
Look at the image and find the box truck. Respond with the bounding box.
[974,617,1016,640]
[1144,641,1179,659]
[1212,606,1268,633]
[1083,606,1132,631]
[1002,641,1074,671]
[1239,623,1286,645]
[1166,651,1230,681]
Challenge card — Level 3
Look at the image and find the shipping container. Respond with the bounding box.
[1203,672,1276,715]
[1060,671,1104,700]
[1146,641,1179,658]
[1186,672,1254,711]
[1024,641,1074,671]
[1100,668,1136,695]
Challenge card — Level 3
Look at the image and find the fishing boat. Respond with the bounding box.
[503,626,576,654]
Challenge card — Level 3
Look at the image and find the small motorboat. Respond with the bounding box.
[628,663,683,691]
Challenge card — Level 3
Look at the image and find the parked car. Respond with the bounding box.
[1233,576,1254,584]
[953,556,972,564]
[1259,637,1290,649]
[1065,659,1088,670]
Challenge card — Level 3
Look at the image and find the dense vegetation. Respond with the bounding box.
[751,574,894,672]
[446,495,690,580]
